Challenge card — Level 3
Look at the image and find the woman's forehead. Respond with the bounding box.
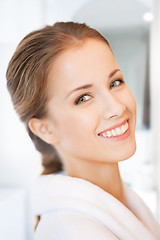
[49,40,116,75]
[47,39,118,95]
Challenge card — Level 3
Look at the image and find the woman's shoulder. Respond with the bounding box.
[33,174,120,239]
[34,210,119,240]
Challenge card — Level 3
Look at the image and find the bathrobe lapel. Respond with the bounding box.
[33,174,160,240]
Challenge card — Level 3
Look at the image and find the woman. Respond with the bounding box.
[6,22,160,239]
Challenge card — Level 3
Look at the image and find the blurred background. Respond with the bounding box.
[0,0,160,239]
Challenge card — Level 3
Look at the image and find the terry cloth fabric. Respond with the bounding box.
[32,174,160,240]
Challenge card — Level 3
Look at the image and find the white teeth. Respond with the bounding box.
[125,122,128,130]
[102,132,107,137]
[100,121,129,138]
[115,127,122,135]
[111,129,117,136]
[122,125,125,133]
[107,131,112,137]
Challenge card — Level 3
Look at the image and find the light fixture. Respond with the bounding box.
[143,12,153,22]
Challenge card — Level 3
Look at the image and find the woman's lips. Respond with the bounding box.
[98,119,130,139]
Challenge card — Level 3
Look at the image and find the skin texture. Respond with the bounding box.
[29,39,137,207]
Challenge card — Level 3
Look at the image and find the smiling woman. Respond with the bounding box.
[6,22,160,240]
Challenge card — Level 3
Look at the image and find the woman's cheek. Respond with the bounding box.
[124,87,136,113]
[129,91,137,117]
[62,109,97,137]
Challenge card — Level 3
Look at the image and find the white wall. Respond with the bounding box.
[0,0,45,186]
[0,1,45,239]
[150,0,160,221]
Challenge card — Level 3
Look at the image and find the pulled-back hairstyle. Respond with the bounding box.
[6,21,110,174]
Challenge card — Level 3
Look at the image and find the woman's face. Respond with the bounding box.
[46,39,136,164]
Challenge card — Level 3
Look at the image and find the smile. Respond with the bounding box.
[98,121,129,138]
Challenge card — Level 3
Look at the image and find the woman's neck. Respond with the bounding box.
[63,156,126,206]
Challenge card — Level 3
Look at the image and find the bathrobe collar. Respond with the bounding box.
[33,174,160,240]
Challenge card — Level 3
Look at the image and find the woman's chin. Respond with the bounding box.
[118,141,136,163]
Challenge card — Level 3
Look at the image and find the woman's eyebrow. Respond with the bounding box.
[65,84,93,99]
[109,68,121,78]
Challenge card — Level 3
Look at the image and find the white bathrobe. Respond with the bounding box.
[32,174,160,240]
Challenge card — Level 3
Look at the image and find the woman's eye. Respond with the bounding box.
[75,94,92,105]
[110,79,124,88]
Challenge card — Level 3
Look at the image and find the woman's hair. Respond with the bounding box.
[6,21,110,174]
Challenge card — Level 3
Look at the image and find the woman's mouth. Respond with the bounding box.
[98,120,130,140]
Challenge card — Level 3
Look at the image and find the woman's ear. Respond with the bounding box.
[28,118,60,145]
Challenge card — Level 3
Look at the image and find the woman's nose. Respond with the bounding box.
[102,92,126,120]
